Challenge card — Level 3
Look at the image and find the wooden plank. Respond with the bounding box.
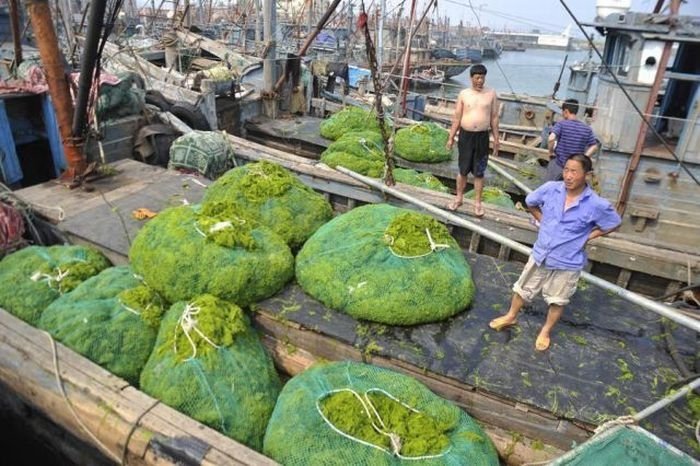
[469,232,482,253]
[0,309,276,466]
[616,269,633,289]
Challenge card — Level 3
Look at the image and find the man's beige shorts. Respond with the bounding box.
[512,257,581,306]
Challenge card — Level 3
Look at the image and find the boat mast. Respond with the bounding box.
[377,0,385,69]
[616,0,680,214]
[26,0,85,183]
[8,0,22,67]
[397,0,417,117]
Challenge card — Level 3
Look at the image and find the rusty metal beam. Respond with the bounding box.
[26,0,85,182]
[615,0,680,215]
[8,0,22,67]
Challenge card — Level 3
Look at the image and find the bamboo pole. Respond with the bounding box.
[27,0,85,182]
[336,166,700,334]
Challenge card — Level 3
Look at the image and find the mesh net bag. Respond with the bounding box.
[38,266,167,385]
[129,204,294,306]
[168,130,236,180]
[96,73,145,121]
[296,204,475,325]
[202,161,333,249]
[394,169,449,193]
[0,245,111,325]
[465,187,515,209]
[394,122,452,163]
[324,131,385,158]
[140,294,281,451]
[263,361,498,465]
[320,106,388,141]
[320,151,384,178]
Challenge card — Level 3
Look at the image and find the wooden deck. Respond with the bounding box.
[11,156,699,463]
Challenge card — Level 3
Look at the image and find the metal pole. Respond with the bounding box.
[336,166,700,333]
[26,0,85,182]
[377,0,385,69]
[486,160,533,194]
[72,0,107,139]
[615,0,680,215]
[397,0,417,118]
[633,377,700,422]
[8,0,22,67]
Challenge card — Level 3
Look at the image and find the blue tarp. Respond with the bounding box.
[348,65,371,88]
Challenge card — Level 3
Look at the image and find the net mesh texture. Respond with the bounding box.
[394,122,452,163]
[0,245,111,325]
[168,130,236,180]
[263,361,498,466]
[140,294,281,451]
[295,204,475,325]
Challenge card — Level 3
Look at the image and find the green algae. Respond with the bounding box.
[394,122,452,163]
[383,211,454,257]
[320,106,389,140]
[118,284,167,329]
[465,186,516,209]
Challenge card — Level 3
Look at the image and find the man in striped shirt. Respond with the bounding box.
[545,99,598,182]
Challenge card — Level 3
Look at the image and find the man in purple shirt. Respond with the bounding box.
[546,99,598,182]
[489,155,621,351]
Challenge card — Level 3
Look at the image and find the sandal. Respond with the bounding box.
[489,316,517,331]
[535,334,551,351]
[447,200,463,211]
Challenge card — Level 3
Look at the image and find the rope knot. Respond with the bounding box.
[174,303,221,361]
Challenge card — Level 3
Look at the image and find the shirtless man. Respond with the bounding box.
[446,64,499,217]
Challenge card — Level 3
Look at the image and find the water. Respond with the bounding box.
[428,48,590,99]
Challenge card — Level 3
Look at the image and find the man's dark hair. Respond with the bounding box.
[567,154,592,173]
[562,98,580,115]
[470,64,487,76]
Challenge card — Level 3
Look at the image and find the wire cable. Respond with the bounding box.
[558,0,700,187]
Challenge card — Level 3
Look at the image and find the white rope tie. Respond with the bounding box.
[316,388,450,460]
[593,415,636,437]
[30,267,70,292]
[174,303,221,361]
[388,228,451,259]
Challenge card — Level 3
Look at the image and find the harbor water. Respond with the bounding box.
[429,48,591,99]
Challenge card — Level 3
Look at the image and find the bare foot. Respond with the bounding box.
[447,199,463,211]
[474,203,485,217]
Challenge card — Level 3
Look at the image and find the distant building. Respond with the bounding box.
[487,25,573,50]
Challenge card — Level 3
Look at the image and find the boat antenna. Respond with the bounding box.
[551,53,568,99]
[558,0,700,187]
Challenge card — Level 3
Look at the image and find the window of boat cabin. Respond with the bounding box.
[603,34,632,77]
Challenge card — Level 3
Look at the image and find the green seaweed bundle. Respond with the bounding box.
[168,130,236,180]
[296,204,475,325]
[0,245,111,325]
[394,168,450,193]
[320,106,387,141]
[202,161,333,249]
[324,131,385,159]
[394,122,452,163]
[320,151,384,177]
[39,266,167,385]
[465,187,515,209]
[263,361,498,465]
[140,294,281,450]
[129,204,294,305]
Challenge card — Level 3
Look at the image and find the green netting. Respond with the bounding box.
[0,245,111,325]
[320,151,384,178]
[296,204,475,325]
[38,266,167,385]
[140,294,281,451]
[202,161,333,249]
[129,204,294,305]
[394,168,450,193]
[465,187,515,209]
[168,130,236,180]
[320,107,388,141]
[96,73,145,121]
[551,426,696,466]
[394,122,452,163]
[324,131,385,159]
[263,361,498,465]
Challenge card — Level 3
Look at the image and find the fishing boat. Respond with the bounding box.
[1,0,699,464]
[409,66,445,89]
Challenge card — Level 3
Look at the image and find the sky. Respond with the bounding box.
[421,0,700,35]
